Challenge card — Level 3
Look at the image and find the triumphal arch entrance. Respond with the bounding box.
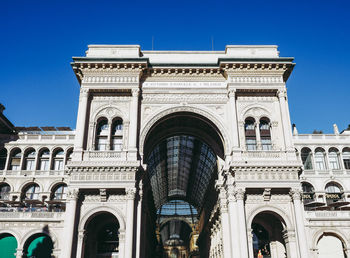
[66,45,308,258]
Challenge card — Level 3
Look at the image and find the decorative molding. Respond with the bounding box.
[142,94,227,104]
[229,76,283,84]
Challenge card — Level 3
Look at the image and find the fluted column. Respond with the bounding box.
[236,188,249,258]
[74,88,89,158]
[283,229,298,258]
[125,188,136,258]
[76,230,86,258]
[290,189,309,257]
[227,186,241,257]
[129,88,139,151]
[136,182,143,258]
[228,89,239,150]
[278,89,293,150]
[62,188,79,258]
[218,186,232,257]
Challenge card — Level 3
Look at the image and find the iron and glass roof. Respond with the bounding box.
[147,135,217,211]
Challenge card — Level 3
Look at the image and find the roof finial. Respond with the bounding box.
[292,123,298,136]
[333,124,339,135]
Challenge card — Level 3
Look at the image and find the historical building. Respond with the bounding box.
[0,45,349,258]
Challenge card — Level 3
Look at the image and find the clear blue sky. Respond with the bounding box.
[1,0,349,133]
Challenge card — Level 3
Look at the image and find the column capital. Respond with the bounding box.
[126,187,136,200]
[67,188,79,201]
[290,188,302,200]
[80,87,89,95]
[228,89,236,98]
[235,188,245,200]
[277,89,287,98]
[131,88,140,97]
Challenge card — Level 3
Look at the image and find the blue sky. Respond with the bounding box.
[1,0,349,133]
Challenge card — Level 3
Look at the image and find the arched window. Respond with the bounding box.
[342,147,350,170]
[52,149,64,170]
[52,184,67,200]
[328,148,340,170]
[259,118,271,150]
[95,119,109,151]
[24,149,36,171]
[0,183,10,200]
[301,182,315,205]
[0,148,7,170]
[301,148,313,170]
[111,118,123,151]
[66,148,73,163]
[23,184,40,200]
[314,148,326,170]
[245,118,256,151]
[325,182,343,205]
[9,149,21,170]
[38,148,50,171]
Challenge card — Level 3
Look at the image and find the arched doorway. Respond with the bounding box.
[0,233,17,257]
[23,233,53,258]
[83,212,120,258]
[251,211,287,258]
[317,233,346,258]
[141,112,225,258]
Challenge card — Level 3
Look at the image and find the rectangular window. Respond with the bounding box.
[40,160,49,171]
[246,138,257,151]
[97,137,108,151]
[261,138,272,150]
[344,159,350,170]
[329,159,340,170]
[112,137,123,151]
[54,159,64,170]
[26,159,35,170]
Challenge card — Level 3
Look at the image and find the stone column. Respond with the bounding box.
[228,89,239,150]
[62,188,79,258]
[277,89,293,150]
[76,230,86,258]
[74,88,89,158]
[15,248,23,258]
[236,188,249,258]
[255,121,261,150]
[290,189,309,257]
[125,188,136,258]
[135,182,143,258]
[227,186,241,257]
[128,88,139,151]
[247,228,254,258]
[218,186,232,257]
[118,230,126,258]
[283,229,298,258]
[107,120,112,150]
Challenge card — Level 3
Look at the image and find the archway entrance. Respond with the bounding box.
[141,112,225,258]
[0,233,17,258]
[251,212,287,258]
[23,233,53,258]
[83,212,120,258]
[317,233,346,258]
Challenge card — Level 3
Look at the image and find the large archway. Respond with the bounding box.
[82,212,120,258]
[251,211,287,258]
[0,233,17,258]
[317,233,346,258]
[23,233,53,258]
[141,112,225,258]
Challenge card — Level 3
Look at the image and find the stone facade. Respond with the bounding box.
[0,45,349,258]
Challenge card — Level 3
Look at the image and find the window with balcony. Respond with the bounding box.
[325,182,343,205]
[111,118,123,151]
[301,182,315,205]
[52,184,67,200]
[52,149,64,170]
[259,118,272,150]
[24,149,36,171]
[328,148,340,170]
[23,184,40,200]
[314,148,326,170]
[9,149,21,170]
[0,183,10,200]
[301,147,313,170]
[39,149,50,171]
[343,148,350,170]
[245,117,256,151]
[96,118,109,151]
